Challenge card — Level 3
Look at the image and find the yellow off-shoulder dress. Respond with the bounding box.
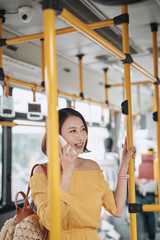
[30,170,117,240]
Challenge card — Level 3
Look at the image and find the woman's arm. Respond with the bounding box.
[114,138,135,217]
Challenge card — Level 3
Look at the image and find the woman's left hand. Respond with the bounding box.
[121,137,136,169]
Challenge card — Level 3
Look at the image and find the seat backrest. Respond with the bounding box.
[139,154,154,179]
[139,163,154,179]
[141,154,153,163]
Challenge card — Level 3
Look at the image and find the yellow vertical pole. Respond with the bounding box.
[43,1,61,239]
[121,5,137,240]
[151,93,158,202]
[151,23,160,208]
[40,38,45,87]
[77,54,84,98]
[104,68,109,104]
[151,93,155,112]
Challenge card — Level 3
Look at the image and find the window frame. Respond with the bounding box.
[0,110,46,212]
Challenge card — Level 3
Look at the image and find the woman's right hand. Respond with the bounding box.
[59,142,78,174]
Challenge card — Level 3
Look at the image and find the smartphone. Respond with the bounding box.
[59,135,76,157]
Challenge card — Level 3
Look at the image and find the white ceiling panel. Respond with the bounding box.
[0,0,159,113]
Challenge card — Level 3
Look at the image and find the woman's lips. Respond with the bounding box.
[75,143,83,149]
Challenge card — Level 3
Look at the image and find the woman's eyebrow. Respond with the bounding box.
[68,127,76,129]
[68,125,85,129]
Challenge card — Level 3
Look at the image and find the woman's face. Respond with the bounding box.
[61,116,88,154]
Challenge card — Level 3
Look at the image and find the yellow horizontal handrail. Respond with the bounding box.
[143,204,160,212]
[0,121,45,127]
[56,19,114,35]
[5,19,114,45]
[5,74,44,91]
[109,80,151,88]
[60,9,125,60]
[3,75,138,113]
[132,62,156,82]
[6,33,44,45]
[4,12,156,83]
[60,8,157,83]
[58,90,121,111]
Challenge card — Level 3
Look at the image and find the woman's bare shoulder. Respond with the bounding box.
[33,163,48,175]
[81,158,100,170]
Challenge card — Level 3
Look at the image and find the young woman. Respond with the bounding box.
[30,108,135,240]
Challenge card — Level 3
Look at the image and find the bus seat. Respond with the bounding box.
[139,154,154,180]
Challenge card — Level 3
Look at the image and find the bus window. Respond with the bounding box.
[11,122,47,201]
[90,105,102,123]
[102,107,110,124]
[13,88,33,113]
[82,125,109,164]
[58,97,67,109]
[75,101,90,122]
[75,101,108,125]
[0,126,2,201]
[13,88,47,116]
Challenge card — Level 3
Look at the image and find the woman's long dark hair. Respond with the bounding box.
[41,108,89,155]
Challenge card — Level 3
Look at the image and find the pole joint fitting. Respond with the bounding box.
[121,100,128,115]
[103,68,108,73]
[154,77,160,85]
[42,0,63,15]
[0,68,5,81]
[76,54,84,60]
[129,203,143,213]
[41,81,45,88]
[150,23,158,32]
[114,14,129,25]
[153,111,158,122]
[121,54,133,64]
[0,9,6,23]
[79,92,84,99]
[105,84,110,88]
[105,100,109,104]
[0,38,6,46]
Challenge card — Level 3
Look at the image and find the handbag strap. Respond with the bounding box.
[15,191,31,215]
[26,163,48,197]
[26,163,40,197]
[14,163,49,236]
[14,163,39,214]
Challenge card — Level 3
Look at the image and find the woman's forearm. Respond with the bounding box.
[114,139,135,217]
[114,165,128,217]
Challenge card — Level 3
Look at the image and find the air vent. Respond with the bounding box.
[6,45,18,51]
[62,0,139,54]
[98,81,104,86]
[95,55,110,62]
[63,68,71,72]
